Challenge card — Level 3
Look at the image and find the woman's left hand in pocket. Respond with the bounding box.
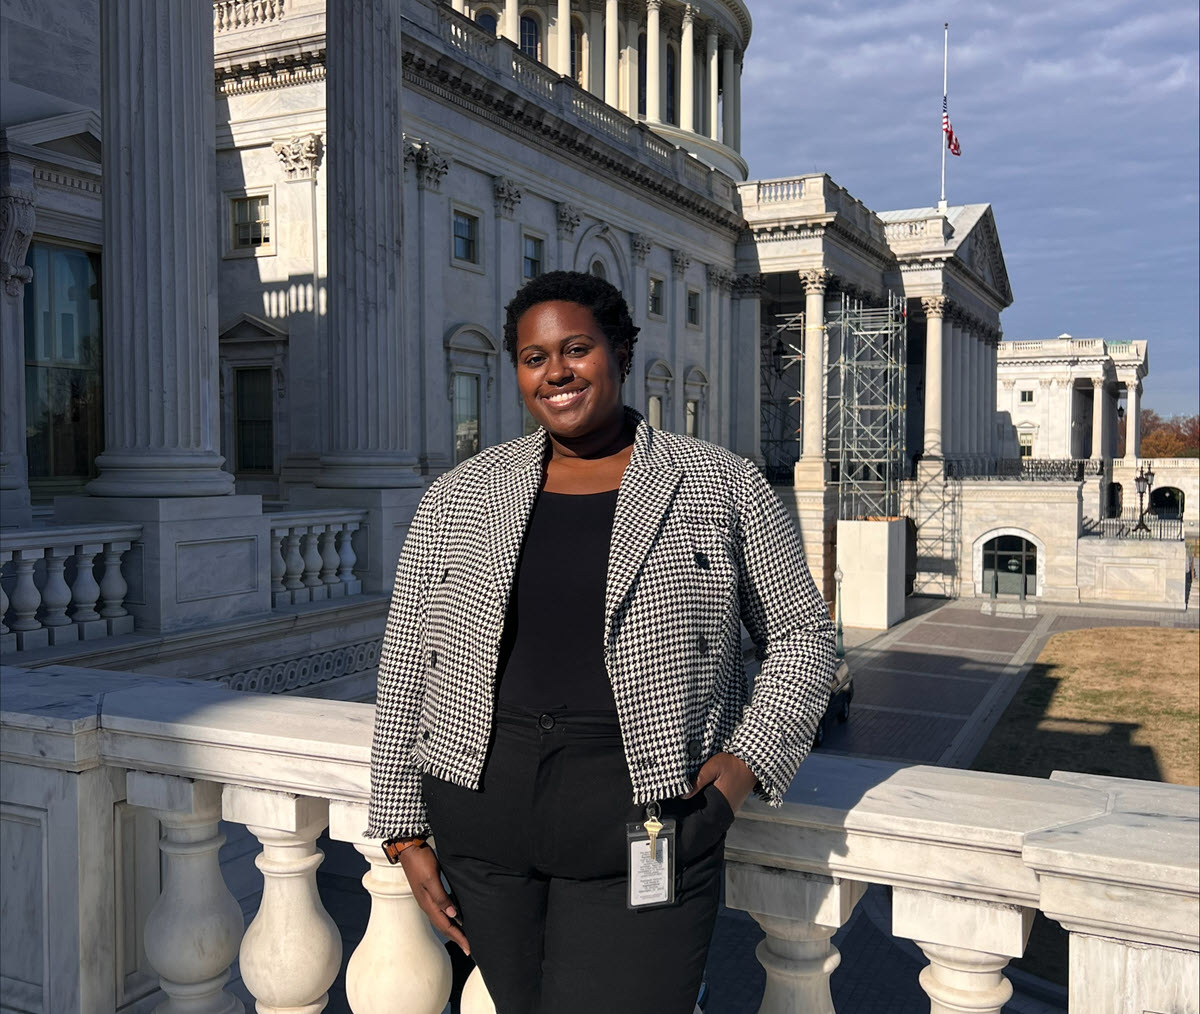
[685,751,757,814]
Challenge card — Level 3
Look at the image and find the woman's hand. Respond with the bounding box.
[685,752,758,813]
[398,842,470,955]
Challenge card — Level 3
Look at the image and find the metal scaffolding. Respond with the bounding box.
[758,311,805,484]
[825,293,908,519]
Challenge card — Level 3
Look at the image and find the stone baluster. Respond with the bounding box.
[327,801,452,1014]
[300,526,324,597]
[282,529,305,596]
[98,540,135,634]
[338,524,362,594]
[70,542,108,639]
[725,863,865,1014]
[0,550,10,641]
[8,548,45,651]
[126,772,244,1014]
[319,525,343,595]
[892,888,1033,1014]
[224,787,342,1014]
[270,527,288,605]
[39,545,77,644]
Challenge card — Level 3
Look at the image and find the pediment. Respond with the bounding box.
[955,207,1012,307]
[6,111,102,166]
[219,313,288,344]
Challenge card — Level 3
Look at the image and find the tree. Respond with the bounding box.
[1138,412,1200,458]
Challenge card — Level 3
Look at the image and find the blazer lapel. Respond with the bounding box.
[484,430,546,604]
[606,418,682,623]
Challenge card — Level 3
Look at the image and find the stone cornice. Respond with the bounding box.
[214,36,326,96]
[746,213,894,271]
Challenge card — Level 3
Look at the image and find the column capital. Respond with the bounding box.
[0,185,37,297]
[671,248,691,277]
[556,202,582,239]
[273,133,323,180]
[403,136,449,192]
[646,0,663,9]
[1091,375,1106,390]
[681,4,698,25]
[919,294,947,319]
[799,268,832,295]
[733,272,764,297]
[492,175,523,218]
[631,231,652,264]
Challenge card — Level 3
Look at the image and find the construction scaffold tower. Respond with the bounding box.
[758,311,805,484]
[824,292,908,519]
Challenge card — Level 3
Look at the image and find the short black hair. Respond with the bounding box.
[503,270,640,369]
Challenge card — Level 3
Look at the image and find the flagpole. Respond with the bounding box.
[940,22,948,209]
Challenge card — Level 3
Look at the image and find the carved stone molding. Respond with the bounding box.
[1001,379,1016,390]
[403,136,450,191]
[492,175,523,217]
[631,232,652,265]
[273,133,323,180]
[222,639,382,694]
[0,187,37,298]
[733,272,764,297]
[556,202,582,239]
[671,249,691,277]
[920,295,948,319]
[799,268,832,295]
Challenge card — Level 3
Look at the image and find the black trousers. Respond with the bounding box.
[423,704,733,1014]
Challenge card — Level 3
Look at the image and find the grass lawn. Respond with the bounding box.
[970,625,1200,986]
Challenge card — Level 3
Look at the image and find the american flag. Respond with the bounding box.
[942,95,961,156]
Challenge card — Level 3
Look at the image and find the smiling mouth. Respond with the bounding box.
[542,388,586,407]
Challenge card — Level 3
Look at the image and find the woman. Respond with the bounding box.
[368,271,835,1013]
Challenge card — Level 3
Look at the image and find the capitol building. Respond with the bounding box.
[1,3,1196,1013]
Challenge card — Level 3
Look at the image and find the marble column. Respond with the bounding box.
[0,163,36,527]
[501,0,517,43]
[321,0,419,488]
[645,0,662,121]
[680,7,696,132]
[732,50,742,149]
[920,296,946,458]
[90,0,233,497]
[798,269,831,483]
[706,28,719,139]
[452,0,465,11]
[1090,377,1105,460]
[1125,380,1141,461]
[721,41,735,144]
[604,0,619,105]
[588,1,603,94]
[557,0,572,78]
[623,8,639,117]
[968,331,980,463]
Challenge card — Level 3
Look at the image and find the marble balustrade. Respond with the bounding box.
[266,508,366,607]
[0,524,140,652]
[2,665,1195,1014]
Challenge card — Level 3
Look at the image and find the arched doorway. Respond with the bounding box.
[1150,486,1184,520]
[982,535,1038,599]
[1107,482,1123,518]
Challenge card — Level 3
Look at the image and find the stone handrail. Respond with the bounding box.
[753,176,810,204]
[266,507,366,607]
[213,0,287,33]
[3,665,1195,1014]
[0,523,142,652]
[998,338,1149,361]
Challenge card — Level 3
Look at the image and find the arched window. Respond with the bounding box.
[637,33,647,115]
[982,535,1038,599]
[591,259,607,280]
[570,17,585,84]
[476,9,497,33]
[665,45,678,125]
[519,13,540,60]
[1150,486,1184,520]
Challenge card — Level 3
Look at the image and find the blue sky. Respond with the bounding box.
[739,0,1200,417]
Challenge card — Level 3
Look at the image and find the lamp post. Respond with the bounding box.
[833,565,844,659]
[1133,463,1155,534]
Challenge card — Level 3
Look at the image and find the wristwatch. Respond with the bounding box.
[381,836,427,864]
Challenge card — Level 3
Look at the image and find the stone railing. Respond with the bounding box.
[0,524,141,652]
[266,508,366,608]
[945,457,1100,482]
[4,665,1195,1014]
[753,175,810,204]
[998,338,1149,362]
[511,48,557,101]
[570,88,631,143]
[213,0,287,33]
[883,218,928,240]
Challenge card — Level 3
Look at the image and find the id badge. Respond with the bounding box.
[625,806,676,910]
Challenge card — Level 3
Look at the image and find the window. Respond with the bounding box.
[476,9,497,33]
[452,210,479,264]
[234,367,273,472]
[23,242,103,494]
[648,395,663,430]
[648,276,664,317]
[1018,432,1033,458]
[570,18,584,84]
[523,235,544,279]
[225,189,274,257]
[686,288,701,327]
[519,14,540,59]
[590,259,607,280]
[454,373,481,463]
[1019,389,1033,403]
[685,399,698,437]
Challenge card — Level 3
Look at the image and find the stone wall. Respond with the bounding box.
[1076,537,1189,609]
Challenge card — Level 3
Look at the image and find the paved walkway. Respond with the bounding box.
[306,596,1197,1014]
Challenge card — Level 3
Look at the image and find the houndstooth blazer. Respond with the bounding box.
[367,410,836,840]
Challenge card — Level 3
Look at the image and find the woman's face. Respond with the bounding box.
[515,300,626,441]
